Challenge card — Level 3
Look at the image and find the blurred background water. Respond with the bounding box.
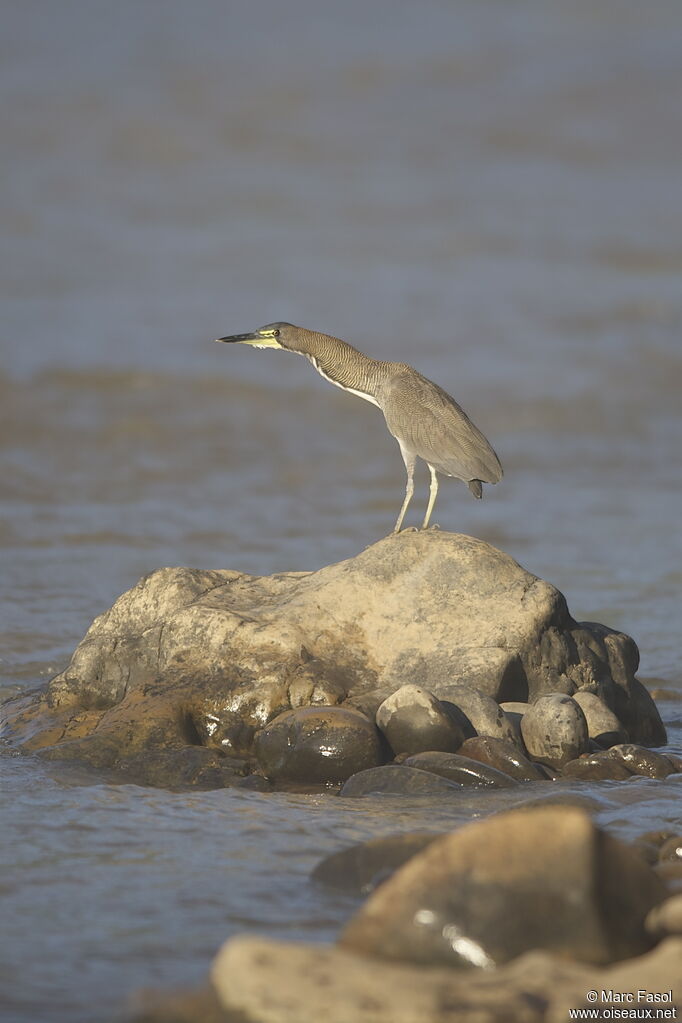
[1,2,681,1020]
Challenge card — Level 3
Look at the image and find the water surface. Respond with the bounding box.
[1,2,681,1020]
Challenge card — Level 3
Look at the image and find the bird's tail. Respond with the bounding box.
[468,479,483,499]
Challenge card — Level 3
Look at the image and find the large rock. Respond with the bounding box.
[207,933,681,1023]
[339,806,667,969]
[1,532,666,782]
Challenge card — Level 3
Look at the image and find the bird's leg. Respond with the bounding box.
[393,445,416,533]
[422,464,439,529]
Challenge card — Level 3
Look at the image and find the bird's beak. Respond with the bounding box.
[214,332,259,344]
[214,330,283,349]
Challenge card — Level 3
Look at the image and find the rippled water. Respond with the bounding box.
[1,1,682,1020]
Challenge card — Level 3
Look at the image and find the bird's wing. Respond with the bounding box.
[381,369,503,483]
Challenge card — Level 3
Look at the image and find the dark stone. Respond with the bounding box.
[401,751,520,789]
[312,832,441,894]
[609,743,675,779]
[617,678,668,748]
[340,806,668,969]
[254,706,382,785]
[666,753,682,773]
[118,748,250,789]
[561,751,633,781]
[339,765,463,797]
[458,736,546,782]
[375,685,464,757]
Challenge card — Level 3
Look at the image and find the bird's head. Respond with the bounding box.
[214,322,299,351]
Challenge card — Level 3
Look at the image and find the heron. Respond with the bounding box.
[215,322,502,532]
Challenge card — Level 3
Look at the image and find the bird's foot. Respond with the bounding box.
[393,525,418,534]
[424,523,441,531]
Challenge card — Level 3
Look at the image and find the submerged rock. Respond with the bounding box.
[339,765,462,797]
[254,706,382,785]
[312,832,440,894]
[562,751,633,781]
[1,532,666,785]
[339,806,668,969]
[609,743,675,779]
[375,684,464,756]
[401,750,520,788]
[457,735,546,782]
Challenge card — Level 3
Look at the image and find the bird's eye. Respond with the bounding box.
[273,329,280,337]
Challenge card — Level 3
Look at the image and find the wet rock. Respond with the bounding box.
[339,765,462,797]
[401,750,520,788]
[561,750,633,781]
[458,735,546,782]
[254,707,382,786]
[312,832,440,894]
[340,807,667,969]
[571,690,627,748]
[658,835,682,862]
[2,533,665,780]
[667,752,682,773]
[375,684,463,756]
[114,746,250,789]
[433,684,520,746]
[520,694,589,768]
[609,743,675,779]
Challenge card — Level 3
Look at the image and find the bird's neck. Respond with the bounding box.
[299,333,385,408]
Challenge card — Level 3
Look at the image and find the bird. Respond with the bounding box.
[214,322,502,533]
